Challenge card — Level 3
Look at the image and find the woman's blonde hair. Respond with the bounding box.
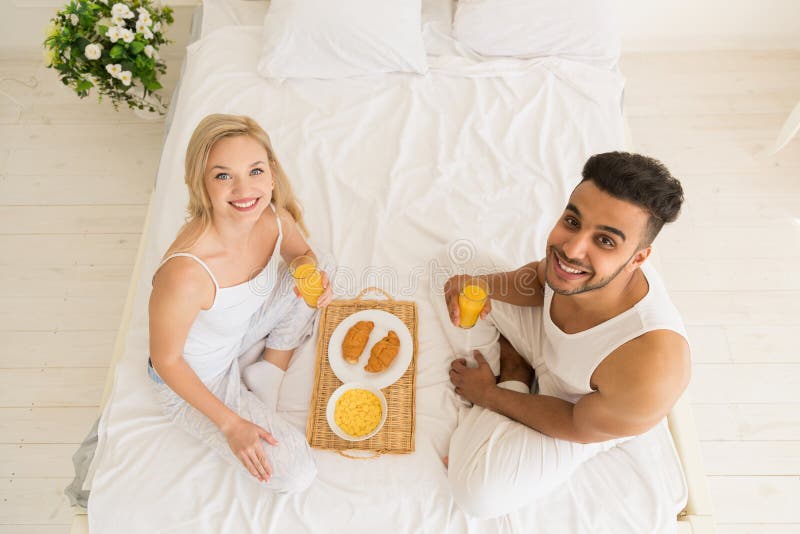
[169,114,308,254]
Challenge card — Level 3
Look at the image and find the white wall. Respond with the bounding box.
[2,0,799,60]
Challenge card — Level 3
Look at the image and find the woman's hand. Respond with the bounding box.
[444,274,492,327]
[316,270,333,307]
[292,270,334,308]
[221,416,278,483]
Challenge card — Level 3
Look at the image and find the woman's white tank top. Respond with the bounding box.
[152,203,283,381]
[540,262,689,403]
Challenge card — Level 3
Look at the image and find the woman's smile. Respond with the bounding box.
[228,196,261,212]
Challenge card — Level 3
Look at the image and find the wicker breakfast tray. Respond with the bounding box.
[306,287,418,457]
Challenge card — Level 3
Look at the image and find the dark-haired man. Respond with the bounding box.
[437,152,691,520]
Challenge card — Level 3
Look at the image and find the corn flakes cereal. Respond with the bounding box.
[334,388,383,437]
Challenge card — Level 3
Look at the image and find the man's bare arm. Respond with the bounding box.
[443,260,545,327]
[573,330,691,440]
[455,331,691,443]
[482,260,546,307]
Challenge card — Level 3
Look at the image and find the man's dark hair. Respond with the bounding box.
[581,151,684,245]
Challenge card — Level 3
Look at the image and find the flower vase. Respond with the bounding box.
[129,84,167,120]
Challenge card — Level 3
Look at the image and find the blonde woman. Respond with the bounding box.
[148,114,333,492]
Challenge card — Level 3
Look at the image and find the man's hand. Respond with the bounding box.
[449,351,497,406]
[444,275,492,327]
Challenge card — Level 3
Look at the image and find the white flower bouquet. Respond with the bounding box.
[43,0,174,115]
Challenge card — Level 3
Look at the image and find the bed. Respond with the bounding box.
[71,1,716,532]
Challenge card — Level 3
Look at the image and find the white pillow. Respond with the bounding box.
[257,0,428,79]
[453,0,621,68]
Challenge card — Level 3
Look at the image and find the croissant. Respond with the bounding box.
[364,330,400,373]
[342,321,374,363]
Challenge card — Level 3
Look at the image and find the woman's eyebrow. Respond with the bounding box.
[209,161,267,171]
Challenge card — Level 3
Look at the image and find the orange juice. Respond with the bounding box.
[458,280,488,329]
[291,259,324,308]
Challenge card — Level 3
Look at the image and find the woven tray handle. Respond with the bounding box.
[355,286,394,301]
[338,449,385,460]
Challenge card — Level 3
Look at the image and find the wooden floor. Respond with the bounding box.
[1,49,798,533]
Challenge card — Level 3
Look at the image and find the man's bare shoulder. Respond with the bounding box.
[595,330,691,404]
[598,330,690,381]
[572,330,689,438]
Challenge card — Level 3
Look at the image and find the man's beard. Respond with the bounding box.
[547,248,635,296]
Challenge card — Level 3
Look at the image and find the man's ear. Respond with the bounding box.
[627,245,652,272]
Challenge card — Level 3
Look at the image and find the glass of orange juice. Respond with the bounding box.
[458,277,489,329]
[290,255,324,308]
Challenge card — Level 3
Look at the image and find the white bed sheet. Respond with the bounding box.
[86,26,686,533]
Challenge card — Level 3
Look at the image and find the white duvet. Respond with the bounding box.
[87,26,686,533]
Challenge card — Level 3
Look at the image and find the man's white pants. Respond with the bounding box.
[433,251,624,520]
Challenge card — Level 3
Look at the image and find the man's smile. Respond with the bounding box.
[551,248,592,280]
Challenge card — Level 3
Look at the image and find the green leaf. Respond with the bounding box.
[129,41,144,54]
[109,44,124,59]
[97,24,108,35]
[76,79,93,92]
[143,78,162,92]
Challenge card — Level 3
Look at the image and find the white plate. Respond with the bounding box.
[326,383,388,442]
[328,309,413,389]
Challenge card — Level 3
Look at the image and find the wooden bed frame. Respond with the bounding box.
[622,115,717,534]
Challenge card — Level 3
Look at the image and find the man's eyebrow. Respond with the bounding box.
[598,225,626,242]
[566,203,626,241]
[209,161,267,171]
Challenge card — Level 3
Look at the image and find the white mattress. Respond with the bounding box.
[86,25,686,533]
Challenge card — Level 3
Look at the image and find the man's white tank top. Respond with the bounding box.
[151,203,283,382]
[540,262,689,404]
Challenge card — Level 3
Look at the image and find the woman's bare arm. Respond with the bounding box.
[149,258,237,429]
[149,258,277,482]
[275,207,333,307]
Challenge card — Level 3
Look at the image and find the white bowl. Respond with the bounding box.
[326,383,388,442]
